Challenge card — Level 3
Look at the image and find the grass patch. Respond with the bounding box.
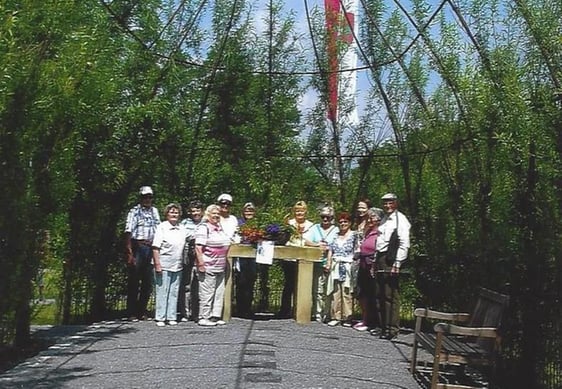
[30,301,58,325]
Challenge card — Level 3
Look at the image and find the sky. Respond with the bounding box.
[246,0,438,128]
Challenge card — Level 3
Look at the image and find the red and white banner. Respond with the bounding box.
[324,0,359,126]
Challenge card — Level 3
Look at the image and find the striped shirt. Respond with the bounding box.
[125,205,160,241]
[180,217,201,240]
[195,222,231,273]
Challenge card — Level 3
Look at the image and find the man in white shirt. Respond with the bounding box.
[376,193,411,340]
[124,186,161,321]
[217,193,238,241]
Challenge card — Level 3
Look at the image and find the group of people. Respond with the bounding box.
[279,195,411,340]
[125,188,237,327]
[124,186,411,339]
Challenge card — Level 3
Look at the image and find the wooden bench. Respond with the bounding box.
[410,287,510,389]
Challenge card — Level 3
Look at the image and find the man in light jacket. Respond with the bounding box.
[375,193,411,340]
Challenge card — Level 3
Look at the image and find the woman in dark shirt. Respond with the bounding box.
[353,207,385,333]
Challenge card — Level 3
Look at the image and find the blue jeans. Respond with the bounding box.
[154,270,182,321]
[127,243,153,318]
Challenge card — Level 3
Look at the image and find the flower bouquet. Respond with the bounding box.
[239,213,295,246]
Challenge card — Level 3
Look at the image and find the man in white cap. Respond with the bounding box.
[216,193,239,241]
[124,186,161,320]
[375,193,411,339]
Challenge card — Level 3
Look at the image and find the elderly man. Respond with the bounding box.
[217,193,238,241]
[375,193,411,340]
[124,186,161,321]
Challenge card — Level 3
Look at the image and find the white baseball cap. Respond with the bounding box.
[381,193,398,201]
[139,186,154,196]
[217,193,233,203]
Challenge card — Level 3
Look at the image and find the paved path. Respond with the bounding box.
[0,318,422,388]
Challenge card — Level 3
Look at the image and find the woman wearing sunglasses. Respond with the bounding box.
[325,212,357,326]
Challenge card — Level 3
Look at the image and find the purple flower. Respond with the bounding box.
[265,224,281,235]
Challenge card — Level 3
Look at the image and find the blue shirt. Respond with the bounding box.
[308,223,339,262]
[180,217,201,240]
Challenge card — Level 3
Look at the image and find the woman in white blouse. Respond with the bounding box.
[152,203,189,327]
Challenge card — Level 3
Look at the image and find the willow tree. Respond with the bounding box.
[0,1,44,346]
[355,0,562,387]
[187,0,311,210]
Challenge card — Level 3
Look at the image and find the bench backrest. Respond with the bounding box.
[470,287,510,350]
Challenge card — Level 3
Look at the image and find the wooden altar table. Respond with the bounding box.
[224,244,323,324]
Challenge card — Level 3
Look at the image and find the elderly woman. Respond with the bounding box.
[353,198,371,239]
[353,207,385,333]
[279,200,314,318]
[305,206,339,322]
[152,203,189,327]
[325,212,357,326]
[195,204,232,327]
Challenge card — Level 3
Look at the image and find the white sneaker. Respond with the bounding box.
[198,318,217,327]
[327,320,340,327]
[168,320,178,326]
[211,317,226,325]
[180,317,188,322]
[156,321,165,327]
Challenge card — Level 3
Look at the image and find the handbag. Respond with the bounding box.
[182,238,196,266]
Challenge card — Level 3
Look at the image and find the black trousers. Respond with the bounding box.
[126,243,153,318]
[177,264,199,320]
[234,258,257,317]
[279,261,296,317]
[375,252,400,335]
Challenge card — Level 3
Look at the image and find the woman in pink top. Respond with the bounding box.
[195,204,232,326]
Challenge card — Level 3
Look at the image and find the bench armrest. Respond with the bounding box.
[414,308,471,323]
[434,322,498,338]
